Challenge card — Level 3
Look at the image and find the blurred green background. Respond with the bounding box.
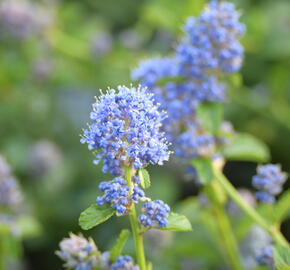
[0,0,290,269]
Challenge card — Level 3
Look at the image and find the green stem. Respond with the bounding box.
[206,182,244,270]
[0,231,6,270]
[124,167,147,270]
[214,169,289,247]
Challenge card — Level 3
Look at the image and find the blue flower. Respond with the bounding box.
[252,164,287,203]
[174,126,216,159]
[111,255,139,270]
[81,86,170,175]
[256,246,274,268]
[139,200,170,228]
[0,155,22,208]
[96,177,145,216]
[132,1,245,163]
[131,57,178,89]
[55,233,100,270]
[0,0,52,40]
[178,1,245,75]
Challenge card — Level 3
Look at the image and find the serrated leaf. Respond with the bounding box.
[196,102,223,135]
[110,229,130,262]
[138,168,151,189]
[274,245,290,270]
[160,212,192,232]
[273,189,290,224]
[192,158,214,184]
[221,133,270,163]
[79,204,115,230]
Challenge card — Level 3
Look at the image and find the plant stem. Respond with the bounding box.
[214,169,289,247]
[206,182,245,270]
[124,167,147,270]
[0,231,5,270]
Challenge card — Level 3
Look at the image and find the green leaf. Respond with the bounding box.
[160,212,192,232]
[16,215,42,238]
[196,102,223,134]
[221,133,270,162]
[273,189,290,224]
[79,204,115,230]
[157,76,185,86]
[274,245,290,270]
[110,229,130,262]
[138,168,151,189]
[228,73,243,88]
[192,158,214,184]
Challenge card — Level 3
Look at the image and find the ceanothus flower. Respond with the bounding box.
[177,0,245,75]
[0,155,22,208]
[174,126,216,159]
[132,1,245,162]
[252,164,287,203]
[0,0,53,40]
[138,200,170,228]
[111,255,139,270]
[131,57,178,89]
[81,86,170,175]
[256,247,274,268]
[55,233,100,270]
[96,177,145,216]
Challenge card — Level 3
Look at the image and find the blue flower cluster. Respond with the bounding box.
[0,155,22,208]
[56,233,100,270]
[252,164,287,203]
[111,255,139,270]
[0,0,53,40]
[174,126,216,159]
[81,86,170,175]
[177,1,245,75]
[96,177,145,215]
[139,200,170,228]
[56,234,140,270]
[256,247,274,268]
[132,1,245,163]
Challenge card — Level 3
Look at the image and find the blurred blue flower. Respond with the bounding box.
[0,0,53,40]
[132,1,245,164]
[174,126,216,159]
[90,31,113,58]
[256,246,274,268]
[252,164,287,203]
[55,233,100,270]
[178,0,245,75]
[139,200,170,228]
[111,255,139,270]
[81,86,170,175]
[0,155,22,208]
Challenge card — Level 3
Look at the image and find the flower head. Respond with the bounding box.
[0,0,53,40]
[174,126,216,159]
[252,164,287,203]
[132,2,244,163]
[0,155,22,208]
[55,233,100,270]
[96,177,145,215]
[178,0,245,75]
[111,255,139,270]
[256,246,274,268]
[81,86,170,175]
[139,200,170,228]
